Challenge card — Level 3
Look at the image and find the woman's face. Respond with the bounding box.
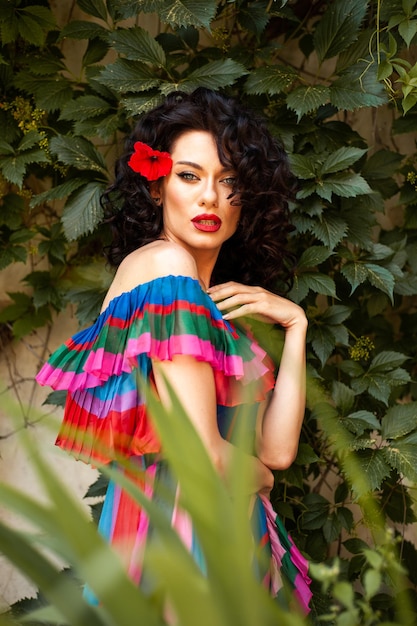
[156,130,241,260]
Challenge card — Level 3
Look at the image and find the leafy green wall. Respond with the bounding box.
[1,0,417,624]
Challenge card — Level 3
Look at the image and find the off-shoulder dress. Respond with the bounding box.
[36,274,312,614]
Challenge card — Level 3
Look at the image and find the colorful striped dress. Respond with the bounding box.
[36,274,312,614]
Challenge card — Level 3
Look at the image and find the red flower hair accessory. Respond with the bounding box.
[128,141,172,181]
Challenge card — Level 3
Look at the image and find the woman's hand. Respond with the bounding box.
[207,281,307,330]
[209,281,308,472]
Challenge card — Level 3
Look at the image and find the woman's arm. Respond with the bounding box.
[208,282,308,471]
[152,355,274,495]
[103,244,274,494]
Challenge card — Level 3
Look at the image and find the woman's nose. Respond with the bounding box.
[199,179,218,206]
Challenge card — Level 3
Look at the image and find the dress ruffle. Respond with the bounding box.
[37,275,275,464]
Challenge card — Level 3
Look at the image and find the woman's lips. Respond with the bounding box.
[191,214,222,232]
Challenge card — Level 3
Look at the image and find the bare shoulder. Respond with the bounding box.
[101,241,198,310]
[122,241,198,280]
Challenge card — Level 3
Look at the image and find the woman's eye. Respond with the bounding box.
[178,172,198,181]
[222,176,236,186]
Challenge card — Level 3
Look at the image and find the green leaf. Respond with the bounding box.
[74,113,121,140]
[0,140,15,156]
[363,548,386,571]
[24,271,62,310]
[301,493,329,530]
[289,272,336,303]
[60,95,111,122]
[9,228,34,243]
[77,0,108,21]
[321,305,351,325]
[399,18,417,47]
[0,520,100,626]
[0,292,31,323]
[20,605,69,624]
[237,0,270,36]
[388,12,406,29]
[341,198,378,247]
[320,172,372,198]
[0,3,18,44]
[320,147,367,175]
[66,287,106,326]
[158,0,217,30]
[82,37,110,66]
[34,78,74,112]
[18,130,44,151]
[337,506,354,531]
[30,178,87,207]
[180,59,247,91]
[343,537,369,554]
[297,245,332,268]
[364,263,395,301]
[377,59,393,81]
[363,569,382,599]
[22,5,56,29]
[352,372,393,405]
[14,6,55,45]
[381,402,417,440]
[369,351,409,372]
[122,93,163,115]
[0,150,49,187]
[341,261,369,293]
[244,65,298,95]
[334,481,349,503]
[394,272,417,295]
[362,149,404,182]
[383,443,417,482]
[60,20,109,40]
[323,512,342,543]
[109,27,166,66]
[311,326,337,366]
[0,194,25,228]
[62,182,106,240]
[288,153,318,179]
[294,442,320,465]
[331,326,349,351]
[393,110,417,133]
[336,28,376,73]
[342,411,380,435]
[50,136,107,173]
[402,92,417,115]
[0,246,27,269]
[349,448,391,494]
[388,367,411,387]
[273,501,295,521]
[0,445,167,626]
[313,0,368,62]
[97,58,161,93]
[313,213,348,248]
[287,273,309,302]
[330,65,388,111]
[286,85,330,120]
[18,14,47,46]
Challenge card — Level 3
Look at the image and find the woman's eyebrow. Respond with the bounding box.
[175,160,232,173]
[175,160,202,169]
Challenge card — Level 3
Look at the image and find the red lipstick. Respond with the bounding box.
[191,214,222,232]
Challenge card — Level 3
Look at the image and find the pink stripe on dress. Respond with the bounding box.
[129,463,157,585]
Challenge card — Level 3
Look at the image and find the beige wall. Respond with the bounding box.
[0,263,99,609]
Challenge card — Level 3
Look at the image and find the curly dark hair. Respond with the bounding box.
[103,88,296,292]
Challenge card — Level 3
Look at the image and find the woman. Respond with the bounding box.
[36,88,311,613]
